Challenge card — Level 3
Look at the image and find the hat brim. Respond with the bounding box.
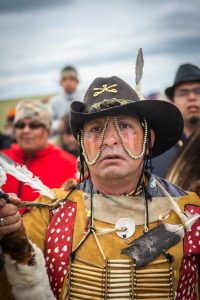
[70,100,183,157]
[165,86,174,100]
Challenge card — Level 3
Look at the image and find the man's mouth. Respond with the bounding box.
[101,154,124,161]
[21,137,33,142]
[187,105,199,113]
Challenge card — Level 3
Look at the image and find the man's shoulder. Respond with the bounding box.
[51,188,83,205]
[50,93,66,107]
[1,144,15,154]
[1,144,23,160]
[0,134,13,150]
[148,174,200,209]
[74,89,84,101]
[46,144,76,163]
[147,174,187,198]
[178,191,200,207]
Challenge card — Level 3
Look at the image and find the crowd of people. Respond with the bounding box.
[0,57,200,300]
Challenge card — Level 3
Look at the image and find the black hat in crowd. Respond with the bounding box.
[70,76,183,157]
[165,63,200,100]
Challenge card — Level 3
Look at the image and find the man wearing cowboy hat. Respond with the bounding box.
[0,74,200,299]
[153,63,200,178]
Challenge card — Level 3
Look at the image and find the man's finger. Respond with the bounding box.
[0,220,22,236]
[0,199,6,208]
[0,193,22,206]
[0,204,19,218]
[1,212,21,226]
[7,193,22,205]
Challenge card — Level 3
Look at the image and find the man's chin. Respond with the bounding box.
[99,166,125,179]
[21,145,37,154]
[188,115,200,126]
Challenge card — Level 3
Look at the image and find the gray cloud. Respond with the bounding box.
[0,0,69,12]
[0,0,199,100]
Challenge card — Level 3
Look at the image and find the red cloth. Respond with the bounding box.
[1,143,76,202]
[176,204,200,300]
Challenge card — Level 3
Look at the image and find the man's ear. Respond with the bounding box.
[150,129,155,149]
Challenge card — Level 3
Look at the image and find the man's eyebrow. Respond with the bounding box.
[178,88,189,91]
[117,116,138,121]
[117,116,129,120]
[177,87,200,91]
[85,119,104,127]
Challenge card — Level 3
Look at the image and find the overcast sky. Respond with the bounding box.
[0,0,199,100]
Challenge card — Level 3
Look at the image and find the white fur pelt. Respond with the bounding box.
[4,242,56,300]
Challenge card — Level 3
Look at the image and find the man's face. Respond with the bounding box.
[60,76,78,94]
[14,118,49,154]
[83,115,146,183]
[173,82,200,128]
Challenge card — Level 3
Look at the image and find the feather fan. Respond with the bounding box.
[0,153,55,200]
[0,166,7,188]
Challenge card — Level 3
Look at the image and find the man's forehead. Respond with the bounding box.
[175,81,200,90]
[18,117,34,122]
[84,114,140,125]
[17,117,41,124]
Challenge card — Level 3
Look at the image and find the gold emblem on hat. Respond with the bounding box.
[93,84,117,97]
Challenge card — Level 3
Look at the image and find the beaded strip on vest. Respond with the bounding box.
[66,257,174,299]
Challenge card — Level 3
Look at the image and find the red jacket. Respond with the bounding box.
[1,143,76,202]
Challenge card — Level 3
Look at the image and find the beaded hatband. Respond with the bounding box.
[86,99,131,113]
[80,116,148,165]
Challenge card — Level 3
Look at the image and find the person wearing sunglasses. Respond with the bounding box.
[1,100,76,205]
[153,63,200,181]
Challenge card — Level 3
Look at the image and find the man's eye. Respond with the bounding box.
[119,123,131,129]
[194,87,200,94]
[178,91,188,97]
[91,126,102,133]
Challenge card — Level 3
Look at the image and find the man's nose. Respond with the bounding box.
[22,125,31,132]
[188,91,198,101]
[103,120,119,147]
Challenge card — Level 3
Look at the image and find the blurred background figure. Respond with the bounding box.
[146,91,163,100]
[0,108,16,150]
[1,99,76,203]
[58,113,79,158]
[166,127,200,191]
[50,65,83,135]
[153,63,200,178]
[41,96,51,104]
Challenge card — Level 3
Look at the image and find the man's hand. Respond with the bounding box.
[0,193,22,238]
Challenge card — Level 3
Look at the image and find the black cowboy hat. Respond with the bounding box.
[165,63,200,100]
[70,76,183,157]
